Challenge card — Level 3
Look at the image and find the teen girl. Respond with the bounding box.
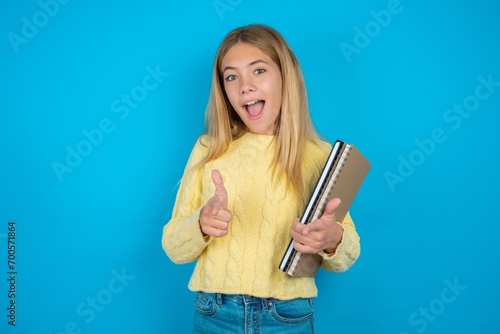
[162,24,360,334]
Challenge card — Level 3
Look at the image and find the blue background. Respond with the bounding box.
[1,0,499,333]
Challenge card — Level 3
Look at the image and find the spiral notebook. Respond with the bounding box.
[279,140,371,277]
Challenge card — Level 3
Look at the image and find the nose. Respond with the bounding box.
[240,75,256,94]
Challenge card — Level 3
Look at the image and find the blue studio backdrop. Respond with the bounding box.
[1,0,499,333]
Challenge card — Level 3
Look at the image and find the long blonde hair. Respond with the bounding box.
[200,24,321,198]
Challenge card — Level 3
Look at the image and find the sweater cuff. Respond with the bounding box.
[320,221,359,266]
[320,221,345,259]
[192,208,211,244]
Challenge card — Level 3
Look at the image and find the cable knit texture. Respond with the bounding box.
[162,132,361,300]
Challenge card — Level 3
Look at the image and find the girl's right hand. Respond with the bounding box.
[199,169,232,238]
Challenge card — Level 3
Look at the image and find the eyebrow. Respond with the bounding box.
[222,59,269,74]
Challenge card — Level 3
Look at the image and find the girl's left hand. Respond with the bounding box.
[291,198,344,255]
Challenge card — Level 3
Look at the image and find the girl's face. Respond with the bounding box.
[221,43,282,135]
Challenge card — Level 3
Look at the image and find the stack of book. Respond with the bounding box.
[279,140,371,277]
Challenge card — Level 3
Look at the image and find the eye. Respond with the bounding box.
[254,68,266,75]
[225,74,237,82]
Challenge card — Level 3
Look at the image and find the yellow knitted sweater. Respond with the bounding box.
[162,132,360,300]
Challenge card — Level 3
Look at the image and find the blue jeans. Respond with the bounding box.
[193,292,315,334]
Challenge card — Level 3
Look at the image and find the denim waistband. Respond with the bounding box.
[208,293,276,310]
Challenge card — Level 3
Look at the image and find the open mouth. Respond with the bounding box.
[244,100,265,119]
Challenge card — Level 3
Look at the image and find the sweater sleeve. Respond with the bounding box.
[319,211,360,272]
[161,137,211,264]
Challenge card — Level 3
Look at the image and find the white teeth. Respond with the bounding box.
[245,100,260,106]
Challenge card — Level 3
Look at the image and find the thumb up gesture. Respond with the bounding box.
[199,170,232,238]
